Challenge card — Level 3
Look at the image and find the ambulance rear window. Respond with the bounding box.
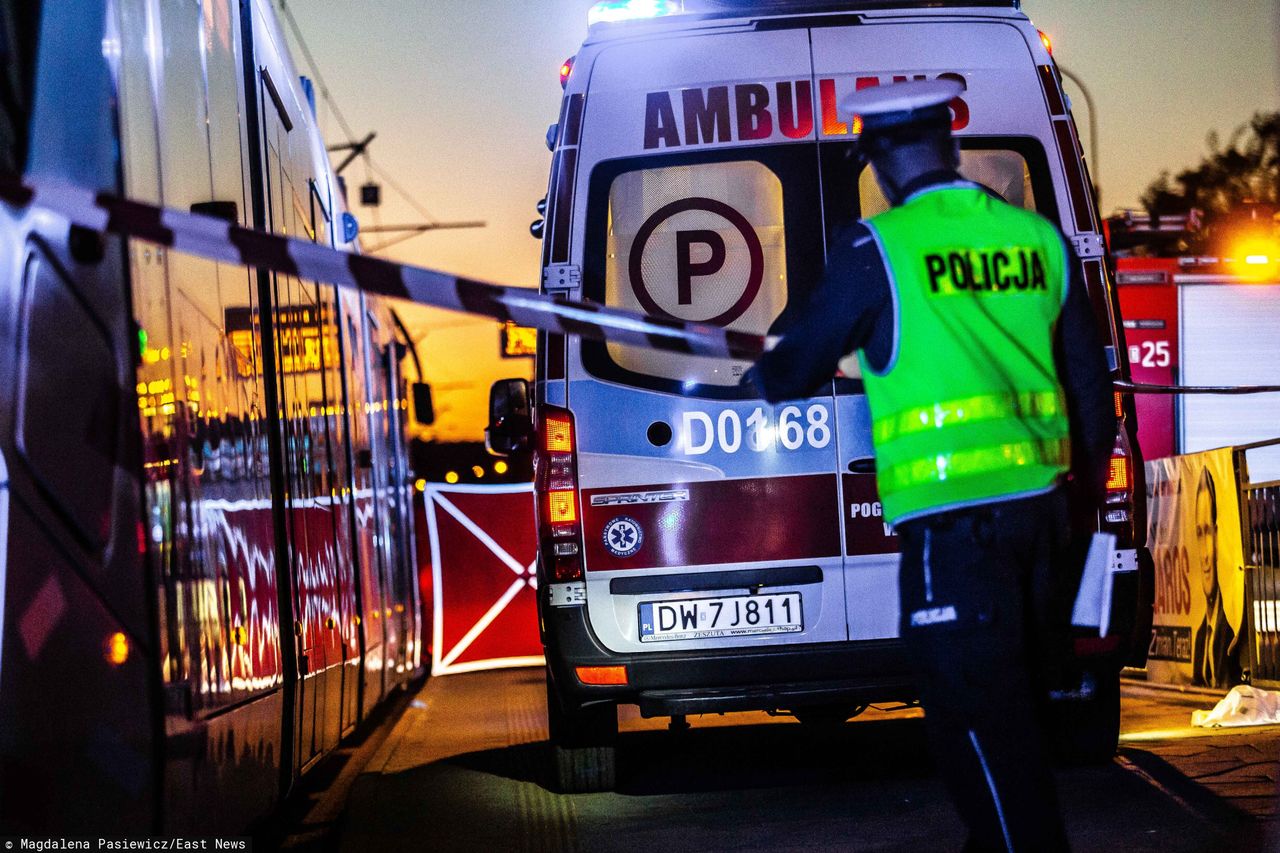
[858,149,1041,217]
[849,140,1049,219]
[582,146,826,399]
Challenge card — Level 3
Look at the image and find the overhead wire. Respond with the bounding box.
[273,0,443,232]
[275,0,356,142]
[269,0,488,422]
[364,157,440,226]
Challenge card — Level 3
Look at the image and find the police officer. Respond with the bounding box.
[743,79,1115,852]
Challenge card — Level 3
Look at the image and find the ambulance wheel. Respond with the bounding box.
[1052,670,1121,766]
[546,672,617,793]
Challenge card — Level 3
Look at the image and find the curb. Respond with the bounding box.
[1121,673,1231,703]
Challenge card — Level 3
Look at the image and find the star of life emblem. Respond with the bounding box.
[603,516,643,558]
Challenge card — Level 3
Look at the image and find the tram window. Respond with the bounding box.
[155,0,213,211]
[155,0,228,474]
[318,294,349,499]
[114,0,161,204]
[299,413,316,497]
[202,0,248,225]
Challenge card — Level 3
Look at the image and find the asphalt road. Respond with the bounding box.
[282,668,1278,852]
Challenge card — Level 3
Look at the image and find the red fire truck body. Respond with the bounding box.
[1116,255,1280,469]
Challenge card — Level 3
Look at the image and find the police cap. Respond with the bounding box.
[841,78,964,136]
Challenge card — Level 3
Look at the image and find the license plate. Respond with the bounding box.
[638,593,803,643]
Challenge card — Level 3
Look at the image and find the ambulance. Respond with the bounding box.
[487,0,1151,792]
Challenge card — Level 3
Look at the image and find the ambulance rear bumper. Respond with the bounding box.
[542,602,915,715]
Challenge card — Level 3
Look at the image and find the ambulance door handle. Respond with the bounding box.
[847,457,876,475]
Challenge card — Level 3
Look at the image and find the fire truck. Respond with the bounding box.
[1109,206,1280,473]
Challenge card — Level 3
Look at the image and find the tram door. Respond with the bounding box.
[257,66,347,771]
[343,301,389,717]
[379,336,416,682]
[309,181,362,739]
[364,323,414,687]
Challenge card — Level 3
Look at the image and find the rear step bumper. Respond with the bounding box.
[637,676,917,718]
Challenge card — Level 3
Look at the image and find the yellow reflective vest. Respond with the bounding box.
[859,186,1071,524]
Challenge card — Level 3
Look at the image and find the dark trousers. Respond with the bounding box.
[896,488,1074,853]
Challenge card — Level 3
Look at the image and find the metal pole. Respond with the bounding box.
[1059,65,1101,212]
[359,222,488,234]
[363,222,489,254]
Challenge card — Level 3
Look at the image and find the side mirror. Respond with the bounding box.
[411,382,435,426]
[485,378,533,457]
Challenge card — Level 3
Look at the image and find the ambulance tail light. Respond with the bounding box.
[559,57,574,89]
[1106,455,1130,493]
[536,406,584,582]
[1102,430,1135,533]
[1038,30,1053,56]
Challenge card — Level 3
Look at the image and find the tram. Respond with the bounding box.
[0,0,427,833]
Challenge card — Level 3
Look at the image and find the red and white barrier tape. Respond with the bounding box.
[0,173,767,362]
[11,174,1278,397]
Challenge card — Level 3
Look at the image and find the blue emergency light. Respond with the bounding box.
[589,1,1022,29]
[588,0,683,26]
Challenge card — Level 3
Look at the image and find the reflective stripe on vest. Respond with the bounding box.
[878,437,1070,496]
[872,390,1066,445]
[859,186,1071,524]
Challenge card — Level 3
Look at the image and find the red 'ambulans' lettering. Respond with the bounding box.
[776,80,813,139]
[642,74,970,149]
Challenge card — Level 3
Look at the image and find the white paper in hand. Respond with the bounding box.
[1072,532,1118,636]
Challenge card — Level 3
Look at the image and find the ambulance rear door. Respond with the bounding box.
[568,27,851,655]
[811,14,1067,640]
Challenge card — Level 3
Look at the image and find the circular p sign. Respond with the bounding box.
[628,197,765,327]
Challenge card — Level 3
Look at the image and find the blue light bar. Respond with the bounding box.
[588,0,684,27]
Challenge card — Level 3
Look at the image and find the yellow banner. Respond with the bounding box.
[1145,447,1245,687]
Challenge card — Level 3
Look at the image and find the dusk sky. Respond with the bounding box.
[281,1,1280,441]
